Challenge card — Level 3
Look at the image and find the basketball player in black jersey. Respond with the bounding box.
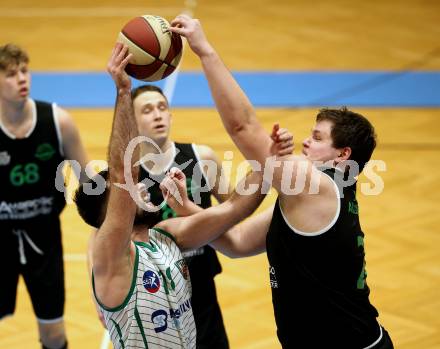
[0,44,89,349]
[133,84,231,349]
[170,15,394,349]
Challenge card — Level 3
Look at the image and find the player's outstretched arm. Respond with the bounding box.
[156,170,266,250]
[210,206,273,258]
[169,16,270,162]
[208,125,292,257]
[170,15,301,194]
[92,43,138,307]
[157,124,293,252]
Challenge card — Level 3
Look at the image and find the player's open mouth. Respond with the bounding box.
[19,87,28,95]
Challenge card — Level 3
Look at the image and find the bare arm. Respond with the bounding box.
[210,206,273,258]
[171,15,341,236]
[195,125,293,203]
[92,43,138,307]
[156,170,266,250]
[87,229,106,328]
[170,16,303,194]
[57,106,89,183]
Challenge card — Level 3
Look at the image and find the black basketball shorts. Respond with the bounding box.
[0,223,65,322]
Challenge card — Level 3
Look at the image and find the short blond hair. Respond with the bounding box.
[0,43,29,71]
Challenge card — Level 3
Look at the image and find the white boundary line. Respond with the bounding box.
[100,2,197,348]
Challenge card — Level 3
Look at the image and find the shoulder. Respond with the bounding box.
[54,106,82,144]
[153,218,187,248]
[150,225,178,244]
[54,106,76,130]
[279,156,337,199]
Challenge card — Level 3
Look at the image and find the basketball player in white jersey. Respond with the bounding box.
[74,42,292,349]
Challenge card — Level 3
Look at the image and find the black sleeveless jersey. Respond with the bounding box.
[266,168,380,348]
[139,142,222,278]
[0,100,66,228]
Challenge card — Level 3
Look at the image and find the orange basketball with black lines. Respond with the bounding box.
[117,15,183,82]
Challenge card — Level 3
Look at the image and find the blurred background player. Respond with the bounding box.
[0,43,88,349]
[132,83,231,349]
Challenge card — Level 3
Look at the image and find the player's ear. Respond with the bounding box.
[337,146,351,161]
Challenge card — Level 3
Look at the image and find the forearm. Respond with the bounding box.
[209,225,246,259]
[173,199,203,217]
[210,206,272,258]
[227,170,266,219]
[108,88,138,183]
[170,15,272,165]
[167,171,265,250]
[96,44,138,270]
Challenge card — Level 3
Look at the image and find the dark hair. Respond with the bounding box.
[74,169,162,229]
[0,43,29,70]
[73,170,109,228]
[316,107,376,173]
[131,84,168,104]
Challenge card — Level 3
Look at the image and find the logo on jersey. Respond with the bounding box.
[0,196,54,220]
[35,143,56,161]
[143,270,161,293]
[151,298,192,333]
[269,266,278,289]
[182,247,204,258]
[348,200,359,215]
[175,258,189,280]
[151,309,168,333]
[0,151,11,166]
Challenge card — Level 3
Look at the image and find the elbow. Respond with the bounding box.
[226,110,255,136]
[228,252,243,259]
[215,249,242,259]
[228,122,246,136]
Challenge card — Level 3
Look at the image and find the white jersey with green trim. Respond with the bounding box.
[95,228,196,349]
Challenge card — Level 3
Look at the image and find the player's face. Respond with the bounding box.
[133,91,171,145]
[0,62,30,102]
[302,120,341,162]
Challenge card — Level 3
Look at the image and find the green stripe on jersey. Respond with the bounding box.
[134,307,149,348]
[151,227,177,243]
[92,243,139,312]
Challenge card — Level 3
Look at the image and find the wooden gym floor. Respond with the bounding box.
[1,1,440,348]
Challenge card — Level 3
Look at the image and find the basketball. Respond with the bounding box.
[117,15,183,82]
